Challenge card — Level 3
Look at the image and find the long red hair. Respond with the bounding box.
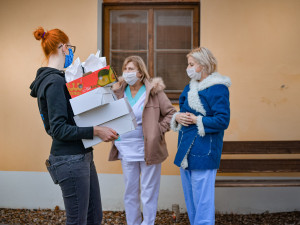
[33,27,69,60]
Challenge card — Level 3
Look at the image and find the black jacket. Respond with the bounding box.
[30,67,93,156]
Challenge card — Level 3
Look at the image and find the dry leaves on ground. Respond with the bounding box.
[1,208,300,225]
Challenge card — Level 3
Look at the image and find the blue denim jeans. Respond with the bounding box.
[48,152,102,225]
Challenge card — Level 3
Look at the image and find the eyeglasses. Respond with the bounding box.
[58,44,76,54]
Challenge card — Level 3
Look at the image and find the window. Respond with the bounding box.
[103,1,200,100]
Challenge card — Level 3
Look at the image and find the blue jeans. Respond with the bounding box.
[48,152,102,225]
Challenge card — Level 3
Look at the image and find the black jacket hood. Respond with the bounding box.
[30,67,64,97]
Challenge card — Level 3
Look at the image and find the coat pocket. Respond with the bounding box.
[157,122,164,140]
[177,127,198,155]
[189,134,212,157]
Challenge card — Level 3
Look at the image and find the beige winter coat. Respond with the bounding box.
[108,77,176,165]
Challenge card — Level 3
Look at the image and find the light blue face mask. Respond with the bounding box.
[64,48,74,68]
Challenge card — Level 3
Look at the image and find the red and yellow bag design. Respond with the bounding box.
[66,65,117,98]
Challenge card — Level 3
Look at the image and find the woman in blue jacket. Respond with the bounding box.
[170,47,231,225]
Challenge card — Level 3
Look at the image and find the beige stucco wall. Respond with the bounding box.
[0,0,299,174]
[201,0,300,141]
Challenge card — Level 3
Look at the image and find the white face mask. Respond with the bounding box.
[186,67,202,80]
[123,71,139,86]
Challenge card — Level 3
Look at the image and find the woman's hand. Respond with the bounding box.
[93,126,119,142]
[175,113,194,126]
[112,82,121,91]
[186,113,198,124]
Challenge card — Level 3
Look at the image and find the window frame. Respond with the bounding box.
[103,1,200,101]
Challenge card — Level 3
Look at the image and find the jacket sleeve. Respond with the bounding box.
[45,77,94,141]
[197,85,230,136]
[170,85,189,132]
[179,85,188,112]
[157,91,177,134]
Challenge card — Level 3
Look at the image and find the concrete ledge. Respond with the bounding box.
[1,171,300,213]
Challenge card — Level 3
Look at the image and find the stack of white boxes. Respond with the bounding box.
[69,86,137,148]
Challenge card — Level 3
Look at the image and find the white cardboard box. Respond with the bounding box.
[81,112,137,148]
[73,98,137,148]
[74,98,132,126]
[70,87,116,115]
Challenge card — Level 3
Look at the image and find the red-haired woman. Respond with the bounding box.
[30,27,118,225]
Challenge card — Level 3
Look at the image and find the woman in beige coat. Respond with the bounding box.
[109,56,176,225]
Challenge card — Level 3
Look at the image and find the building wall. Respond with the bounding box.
[201,0,300,141]
[0,0,299,212]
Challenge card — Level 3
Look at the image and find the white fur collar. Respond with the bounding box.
[187,72,231,115]
[191,72,231,91]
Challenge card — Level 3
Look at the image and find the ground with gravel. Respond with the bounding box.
[1,208,300,225]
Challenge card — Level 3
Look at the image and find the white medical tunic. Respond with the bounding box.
[115,85,146,161]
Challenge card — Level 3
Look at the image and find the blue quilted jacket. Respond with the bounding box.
[170,72,231,170]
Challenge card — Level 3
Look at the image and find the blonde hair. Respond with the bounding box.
[187,47,218,75]
[122,56,150,81]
